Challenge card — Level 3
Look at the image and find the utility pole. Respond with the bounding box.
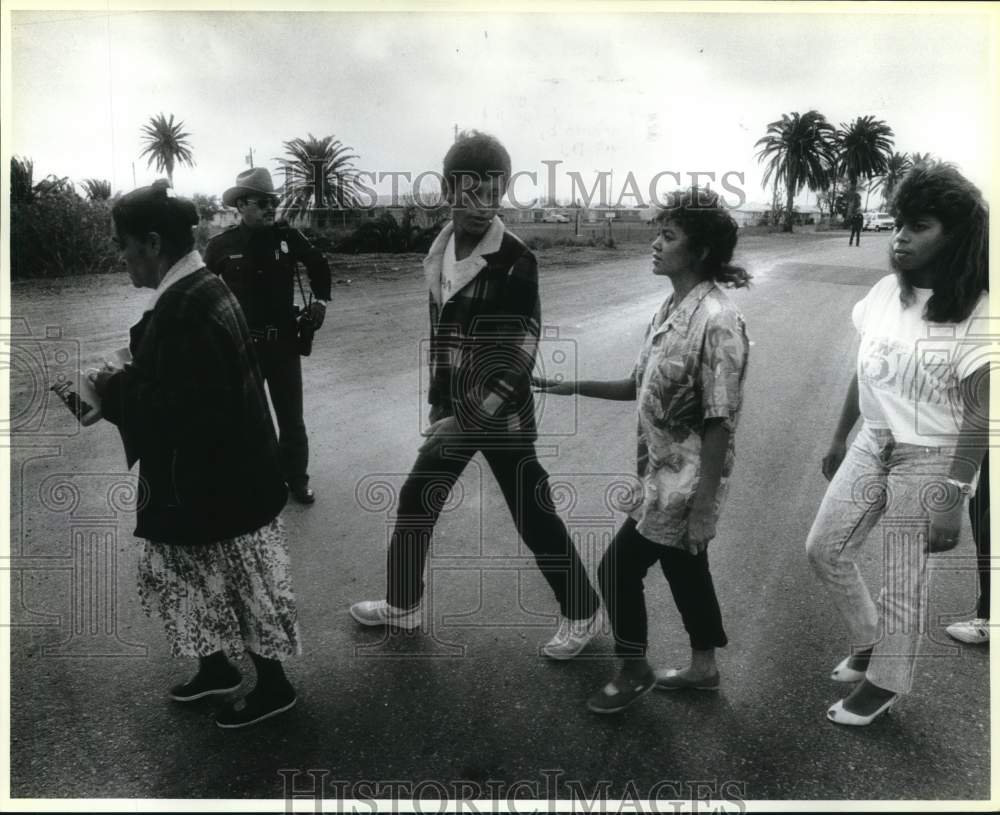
[131,162,136,187]
[246,147,255,167]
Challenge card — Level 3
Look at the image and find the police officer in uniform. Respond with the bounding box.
[205,168,331,504]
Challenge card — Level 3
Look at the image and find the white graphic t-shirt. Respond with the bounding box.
[852,274,989,446]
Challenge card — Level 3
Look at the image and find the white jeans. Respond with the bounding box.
[806,423,962,694]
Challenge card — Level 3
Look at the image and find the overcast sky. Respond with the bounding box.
[9,6,995,209]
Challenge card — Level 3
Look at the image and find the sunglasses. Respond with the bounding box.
[246,197,278,210]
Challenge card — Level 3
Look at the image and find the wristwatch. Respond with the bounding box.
[945,478,973,495]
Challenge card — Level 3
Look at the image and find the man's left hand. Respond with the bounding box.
[418,415,462,457]
[928,486,966,552]
[684,500,718,555]
[89,365,120,398]
[307,301,327,330]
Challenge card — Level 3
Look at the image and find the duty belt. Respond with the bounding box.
[250,325,281,343]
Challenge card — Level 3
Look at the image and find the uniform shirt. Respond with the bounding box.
[625,280,750,548]
[852,273,989,446]
[203,221,331,331]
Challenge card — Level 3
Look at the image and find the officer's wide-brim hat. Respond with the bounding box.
[223,167,279,207]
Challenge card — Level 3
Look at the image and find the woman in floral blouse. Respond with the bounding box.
[535,187,750,713]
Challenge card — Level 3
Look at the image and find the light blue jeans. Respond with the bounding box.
[806,423,962,695]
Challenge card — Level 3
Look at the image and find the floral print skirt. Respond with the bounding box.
[137,516,301,660]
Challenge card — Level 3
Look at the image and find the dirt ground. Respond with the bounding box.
[6,232,834,425]
[8,229,989,802]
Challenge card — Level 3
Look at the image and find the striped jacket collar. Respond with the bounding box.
[423,216,506,305]
[146,250,205,312]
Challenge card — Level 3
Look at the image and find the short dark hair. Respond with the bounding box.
[891,161,988,323]
[112,179,199,259]
[442,130,512,193]
[654,187,751,288]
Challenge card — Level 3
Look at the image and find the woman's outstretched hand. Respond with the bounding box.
[531,376,575,396]
[927,483,966,553]
[418,415,461,456]
[821,441,847,481]
[685,501,718,555]
[89,364,121,398]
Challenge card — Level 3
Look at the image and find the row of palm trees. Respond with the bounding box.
[755,110,929,232]
[138,114,363,225]
[16,113,363,226]
[33,109,931,234]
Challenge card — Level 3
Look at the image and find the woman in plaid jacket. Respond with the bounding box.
[351,132,602,658]
[94,181,299,729]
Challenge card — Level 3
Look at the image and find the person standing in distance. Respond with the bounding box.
[205,168,331,505]
[849,210,864,246]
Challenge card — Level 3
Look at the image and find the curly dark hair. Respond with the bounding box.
[890,161,988,323]
[442,129,511,196]
[112,179,199,260]
[654,186,751,288]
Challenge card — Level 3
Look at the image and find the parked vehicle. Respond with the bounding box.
[541,212,570,223]
[863,212,896,232]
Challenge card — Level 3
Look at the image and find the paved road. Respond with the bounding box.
[8,231,990,804]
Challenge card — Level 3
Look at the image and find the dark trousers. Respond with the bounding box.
[385,440,600,618]
[597,517,727,657]
[256,339,309,489]
[849,226,862,246]
[972,451,990,619]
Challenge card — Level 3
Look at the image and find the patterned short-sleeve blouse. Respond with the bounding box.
[625,280,750,548]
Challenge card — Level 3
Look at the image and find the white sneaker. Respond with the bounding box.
[945,618,989,645]
[349,599,422,630]
[543,613,599,660]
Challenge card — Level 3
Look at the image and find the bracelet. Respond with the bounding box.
[945,477,973,495]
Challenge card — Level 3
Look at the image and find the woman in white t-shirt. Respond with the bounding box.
[806,162,989,726]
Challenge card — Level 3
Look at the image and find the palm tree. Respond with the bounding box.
[755,110,836,232]
[871,152,912,209]
[835,116,894,220]
[81,178,112,201]
[275,134,363,227]
[909,151,933,167]
[12,156,77,203]
[11,156,35,206]
[138,113,195,186]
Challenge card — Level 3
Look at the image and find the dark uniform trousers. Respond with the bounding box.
[256,335,309,490]
[204,221,331,491]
